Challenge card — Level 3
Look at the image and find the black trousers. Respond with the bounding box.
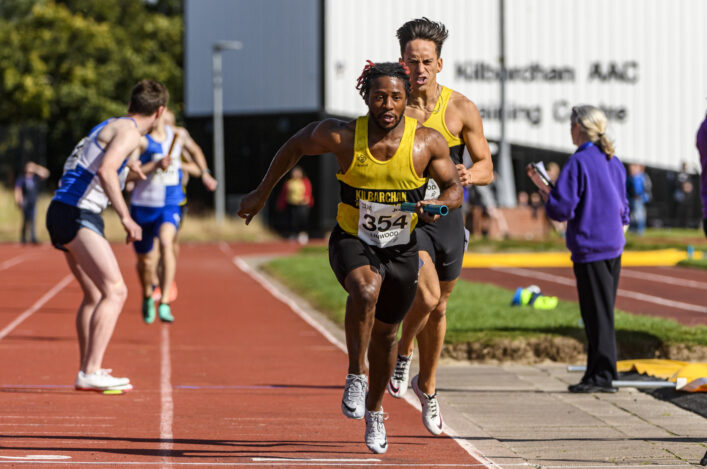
[287,204,310,236]
[573,256,621,387]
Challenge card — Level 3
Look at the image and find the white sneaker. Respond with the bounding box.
[75,369,131,391]
[364,408,388,454]
[387,351,413,398]
[341,374,367,419]
[411,375,443,435]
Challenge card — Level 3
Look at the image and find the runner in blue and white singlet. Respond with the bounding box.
[53,117,134,214]
[130,122,185,324]
[44,77,170,394]
[130,124,185,209]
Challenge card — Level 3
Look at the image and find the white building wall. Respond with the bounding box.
[325,0,707,171]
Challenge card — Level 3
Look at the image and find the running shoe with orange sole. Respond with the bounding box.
[151,282,178,303]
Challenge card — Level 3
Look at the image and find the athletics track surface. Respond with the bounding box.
[0,242,492,468]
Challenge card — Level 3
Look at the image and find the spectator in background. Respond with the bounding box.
[468,174,509,239]
[14,161,50,244]
[697,113,707,237]
[527,105,629,393]
[529,191,543,219]
[626,163,651,235]
[672,161,696,227]
[276,166,314,244]
[517,190,529,207]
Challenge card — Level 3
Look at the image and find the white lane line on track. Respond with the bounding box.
[0,253,31,271]
[0,274,72,340]
[492,267,575,287]
[227,250,502,469]
[160,324,174,461]
[493,267,707,314]
[621,268,707,289]
[228,251,346,353]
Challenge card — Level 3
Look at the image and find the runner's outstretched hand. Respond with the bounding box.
[121,216,142,243]
[238,190,267,225]
[127,159,147,180]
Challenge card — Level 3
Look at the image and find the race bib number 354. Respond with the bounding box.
[357,200,412,248]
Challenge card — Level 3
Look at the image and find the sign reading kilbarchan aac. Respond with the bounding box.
[455,60,637,126]
[324,0,707,170]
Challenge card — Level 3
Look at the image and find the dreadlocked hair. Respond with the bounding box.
[355,60,412,100]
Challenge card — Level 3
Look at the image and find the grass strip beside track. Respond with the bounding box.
[678,257,707,270]
[262,248,707,354]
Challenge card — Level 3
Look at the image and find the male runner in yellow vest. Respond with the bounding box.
[387,18,494,436]
[238,61,462,454]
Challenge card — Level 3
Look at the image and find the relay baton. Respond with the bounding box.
[400,202,449,216]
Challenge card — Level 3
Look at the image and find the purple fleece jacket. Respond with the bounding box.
[545,142,630,263]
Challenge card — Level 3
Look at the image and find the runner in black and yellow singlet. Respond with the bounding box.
[237,61,462,454]
[416,85,468,281]
[387,19,494,437]
[331,114,427,325]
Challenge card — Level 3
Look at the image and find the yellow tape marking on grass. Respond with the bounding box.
[462,249,703,268]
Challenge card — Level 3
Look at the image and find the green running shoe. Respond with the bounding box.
[142,297,156,324]
[158,303,174,323]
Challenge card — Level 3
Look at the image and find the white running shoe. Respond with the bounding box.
[75,369,131,392]
[411,375,443,435]
[387,351,413,398]
[341,374,367,419]
[364,408,388,454]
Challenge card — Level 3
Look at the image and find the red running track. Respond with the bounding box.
[0,242,491,468]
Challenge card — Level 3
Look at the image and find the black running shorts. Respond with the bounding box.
[46,200,105,252]
[416,209,467,282]
[328,225,420,324]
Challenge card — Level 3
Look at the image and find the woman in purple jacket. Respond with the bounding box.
[528,105,629,393]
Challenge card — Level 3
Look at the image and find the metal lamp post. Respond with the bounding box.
[497,0,516,207]
[212,40,243,223]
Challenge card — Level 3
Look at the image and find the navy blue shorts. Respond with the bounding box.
[46,200,105,252]
[130,204,182,254]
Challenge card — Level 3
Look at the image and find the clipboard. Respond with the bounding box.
[531,161,555,188]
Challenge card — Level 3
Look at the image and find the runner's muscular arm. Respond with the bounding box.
[137,156,168,177]
[178,127,217,191]
[238,119,347,224]
[180,156,202,177]
[126,137,154,182]
[416,128,463,222]
[97,124,142,242]
[455,97,493,186]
